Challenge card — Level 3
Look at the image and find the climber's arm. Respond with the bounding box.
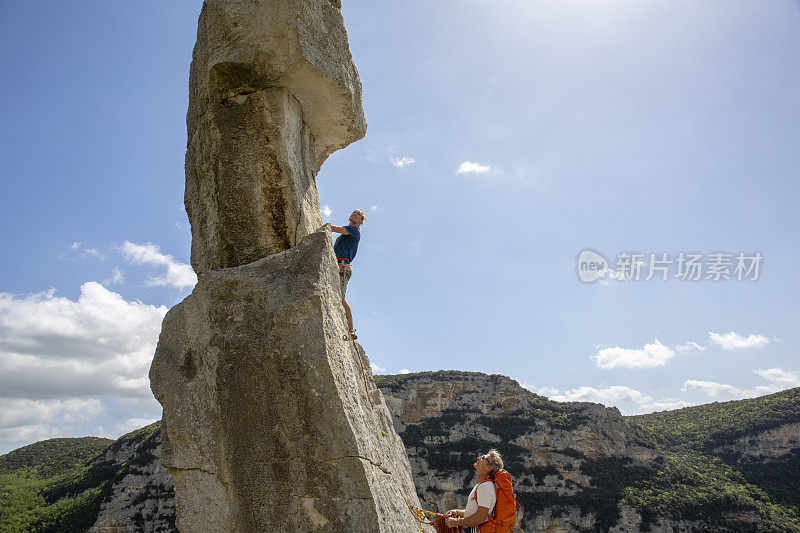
[460,506,490,527]
[330,225,349,235]
[445,506,488,528]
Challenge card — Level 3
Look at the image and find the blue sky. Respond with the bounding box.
[1,0,799,454]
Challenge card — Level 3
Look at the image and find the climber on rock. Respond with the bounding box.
[444,450,501,530]
[330,209,365,340]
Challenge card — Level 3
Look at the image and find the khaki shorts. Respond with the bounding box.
[339,262,353,298]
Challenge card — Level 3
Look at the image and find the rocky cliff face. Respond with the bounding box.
[149,1,420,531]
[378,372,694,533]
[38,373,798,532]
[713,421,800,461]
[185,0,366,276]
[151,229,420,532]
[88,427,174,533]
[378,372,800,532]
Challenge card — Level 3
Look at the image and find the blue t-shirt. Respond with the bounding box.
[333,225,361,262]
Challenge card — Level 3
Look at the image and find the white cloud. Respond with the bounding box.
[94,417,158,440]
[0,283,167,449]
[551,385,651,406]
[398,368,411,375]
[674,341,706,353]
[527,385,560,397]
[531,367,799,417]
[548,385,693,415]
[390,156,415,168]
[322,205,333,217]
[0,282,168,401]
[456,161,493,174]
[370,205,378,212]
[593,340,676,369]
[67,242,105,261]
[120,241,196,290]
[104,268,124,286]
[84,247,105,260]
[708,331,769,350]
[681,368,799,400]
[0,398,104,444]
[639,399,692,413]
[681,380,740,397]
[756,368,800,388]
[0,398,104,428]
[370,362,386,374]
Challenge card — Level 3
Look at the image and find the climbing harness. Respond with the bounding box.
[337,257,352,284]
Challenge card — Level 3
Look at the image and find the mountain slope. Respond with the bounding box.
[627,387,800,451]
[0,437,112,480]
[376,371,799,532]
[0,437,113,533]
[2,376,799,532]
[0,424,173,533]
[627,387,800,521]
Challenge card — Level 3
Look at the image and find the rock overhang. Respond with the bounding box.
[190,0,367,170]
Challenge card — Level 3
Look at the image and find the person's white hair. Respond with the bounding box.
[349,209,366,223]
[485,449,503,475]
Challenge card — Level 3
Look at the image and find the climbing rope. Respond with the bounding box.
[343,331,370,400]
[352,337,370,397]
[404,495,438,531]
[337,264,436,531]
[403,496,463,532]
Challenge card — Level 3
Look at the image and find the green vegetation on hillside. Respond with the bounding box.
[380,373,800,531]
[0,437,113,533]
[526,395,590,431]
[0,438,111,480]
[0,423,164,533]
[624,451,799,532]
[626,387,800,520]
[373,370,487,391]
[627,387,800,450]
[3,379,799,531]
[735,450,800,515]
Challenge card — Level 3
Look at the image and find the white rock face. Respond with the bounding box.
[150,229,420,532]
[185,0,367,275]
[147,1,420,529]
[378,372,678,533]
[85,374,800,532]
[714,421,800,461]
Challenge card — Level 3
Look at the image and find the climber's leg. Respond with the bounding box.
[342,298,355,335]
[339,262,356,338]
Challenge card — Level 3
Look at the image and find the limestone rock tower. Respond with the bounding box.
[149,1,422,531]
